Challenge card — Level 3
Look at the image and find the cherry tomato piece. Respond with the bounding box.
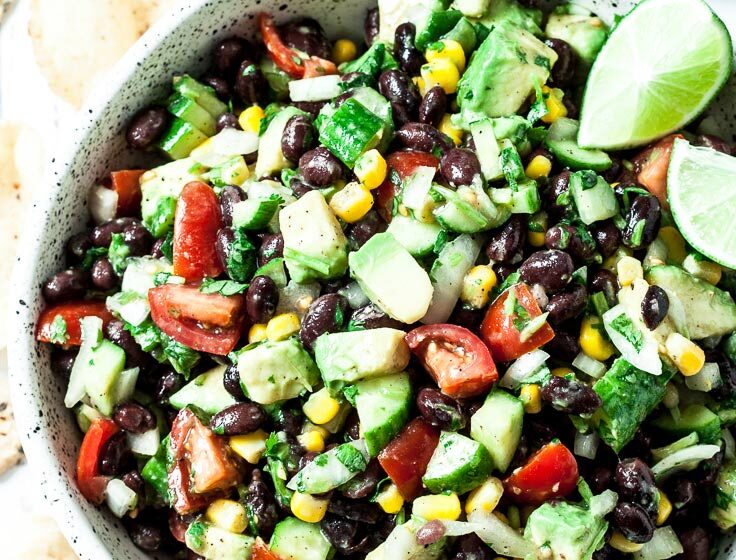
[503,441,579,505]
[633,133,684,209]
[76,418,119,504]
[36,301,114,346]
[158,284,244,328]
[259,13,306,78]
[405,324,498,399]
[303,56,338,78]
[374,151,439,222]
[110,169,145,216]
[253,538,282,560]
[480,283,555,363]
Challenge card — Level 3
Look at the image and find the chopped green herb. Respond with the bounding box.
[81,246,108,269]
[49,315,69,344]
[108,233,131,274]
[336,444,367,473]
[199,278,249,296]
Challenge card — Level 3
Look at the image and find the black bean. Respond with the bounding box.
[677,527,710,560]
[418,86,447,127]
[273,407,303,435]
[641,285,669,330]
[223,364,245,400]
[615,458,658,516]
[451,533,493,560]
[245,276,279,323]
[668,478,703,524]
[299,451,319,470]
[293,101,326,119]
[235,60,266,105]
[203,75,231,101]
[590,466,613,494]
[150,238,165,259]
[485,215,526,263]
[614,502,654,543]
[90,258,118,291]
[623,195,661,249]
[364,8,380,46]
[349,303,404,330]
[98,432,132,476]
[281,115,315,163]
[378,70,421,127]
[259,233,284,265]
[128,520,163,552]
[123,221,153,256]
[545,38,577,88]
[519,250,574,293]
[541,376,601,414]
[694,134,733,155]
[210,402,267,435]
[492,263,515,284]
[113,403,156,434]
[709,349,736,401]
[91,217,136,247]
[245,470,279,538]
[215,112,241,132]
[66,232,92,264]
[544,224,595,261]
[300,293,349,350]
[416,520,446,546]
[544,171,572,220]
[696,447,724,486]
[563,96,579,120]
[42,268,88,303]
[544,328,580,362]
[591,220,622,257]
[215,227,236,270]
[321,516,364,554]
[280,18,331,59]
[51,348,77,380]
[394,23,423,75]
[417,387,466,430]
[300,147,344,186]
[329,498,381,524]
[121,470,145,497]
[347,209,388,250]
[290,178,314,198]
[440,148,481,187]
[590,269,619,307]
[449,304,484,332]
[395,122,453,154]
[341,459,381,499]
[546,284,587,324]
[105,320,151,371]
[602,157,623,184]
[218,185,246,227]
[212,37,250,76]
[126,106,169,150]
[155,369,182,404]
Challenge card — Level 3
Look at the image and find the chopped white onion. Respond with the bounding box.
[633,527,683,560]
[127,426,160,457]
[574,431,600,460]
[500,349,549,389]
[651,444,721,481]
[603,304,661,375]
[589,489,618,517]
[106,292,150,327]
[88,185,118,224]
[288,74,342,102]
[572,352,607,379]
[338,281,369,309]
[467,510,536,559]
[685,362,721,392]
[191,128,259,167]
[277,280,321,317]
[105,479,138,518]
[113,368,139,405]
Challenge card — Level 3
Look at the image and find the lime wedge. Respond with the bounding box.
[668,138,736,268]
[578,0,733,150]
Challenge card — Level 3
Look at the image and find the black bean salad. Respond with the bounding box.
[35,0,736,559]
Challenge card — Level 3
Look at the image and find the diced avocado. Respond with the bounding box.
[346,373,412,457]
[569,170,618,225]
[470,390,524,472]
[280,191,349,283]
[313,328,410,393]
[318,98,385,167]
[169,365,237,415]
[366,518,448,560]
[422,431,493,494]
[473,0,544,36]
[173,74,228,118]
[646,265,736,339]
[287,440,369,494]
[349,232,434,324]
[441,16,478,53]
[594,358,674,453]
[452,0,488,18]
[652,404,722,445]
[710,459,736,530]
[236,338,320,405]
[185,521,254,560]
[386,215,444,258]
[545,118,613,173]
[415,9,463,51]
[457,21,557,122]
[255,106,306,178]
[524,500,608,560]
[545,14,608,80]
[377,0,449,44]
[270,517,334,560]
[158,117,209,160]
[168,94,217,136]
[140,157,202,236]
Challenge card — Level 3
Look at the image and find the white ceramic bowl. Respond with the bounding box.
[7,0,736,558]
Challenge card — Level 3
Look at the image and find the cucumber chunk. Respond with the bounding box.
[470,390,524,472]
[158,117,208,160]
[422,431,493,494]
[270,517,334,560]
[386,215,444,258]
[169,365,237,416]
[545,118,612,171]
[652,404,722,445]
[167,94,216,136]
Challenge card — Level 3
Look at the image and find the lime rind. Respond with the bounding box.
[667,138,736,269]
[578,0,734,150]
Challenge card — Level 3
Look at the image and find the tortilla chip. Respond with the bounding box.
[7,513,78,559]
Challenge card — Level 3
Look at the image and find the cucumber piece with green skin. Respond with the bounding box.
[646,265,736,339]
[593,358,675,453]
[232,196,282,230]
[173,74,228,118]
[185,521,254,560]
[710,459,736,530]
[167,94,216,136]
[652,404,722,445]
[569,170,619,225]
[256,106,307,179]
[470,118,503,181]
[422,431,493,494]
[141,435,171,504]
[470,390,524,472]
[318,98,385,167]
[544,118,612,171]
[287,440,370,494]
[416,9,463,50]
[82,340,127,416]
[401,166,437,223]
[432,185,491,233]
[386,214,445,257]
[254,257,288,288]
[270,517,334,560]
[341,42,387,79]
[507,182,541,214]
[726,333,736,364]
[158,117,208,160]
[366,518,447,560]
[345,373,412,457]
[442,16,477,52]
[169,365,237,415]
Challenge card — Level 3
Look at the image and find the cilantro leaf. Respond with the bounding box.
[199,278,249,296]
[49,315,69,344]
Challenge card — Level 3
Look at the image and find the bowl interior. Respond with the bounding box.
[7,0,736,558]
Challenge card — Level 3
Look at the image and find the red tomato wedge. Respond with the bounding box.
[633,133,684,209]
[405,324,498,399]
[303,56,338,78]
[503,441,579,505]
[110,169,145,216]
[378,418,440,500]
[253,539,282,560]
[374,151,439,222]
[149,285,245,355]
[173,181,223,283]
[76,418,119,504]
[480,283,555,363]
[36,301,114,346]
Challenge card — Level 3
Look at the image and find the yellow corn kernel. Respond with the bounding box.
[656,489,672,525]
[685,258,722,286]
[527,230,546,247]
[540,86,568,124]
[332,38,358,64]
[354,149,388,190]
[248,323,268,343]
[329,181,374,223]
[525,155,552,180]
[413,493,462,521]
[303,387,342,425]
[609,531,644,553]
[439,114,463,146]
[205,499,248,534]
[617,255,644,287]
[465,477,504,515]
[230,429,269,464]
[291,491,329,523]
[580,315,615,361]
[413,76,427,97]
[302,421,330,438]
[520,384,542,414]
[665,333,705,376]
[297,429,326,453]
[266,313,301,341]
[376,483,405,514]
[602,246,634,272]
[426,39,466,72]
[460,265,497,309]
[421,58,461,95]
[551,367,573,377]
[239,105,265,133]
[658,226,687,265]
